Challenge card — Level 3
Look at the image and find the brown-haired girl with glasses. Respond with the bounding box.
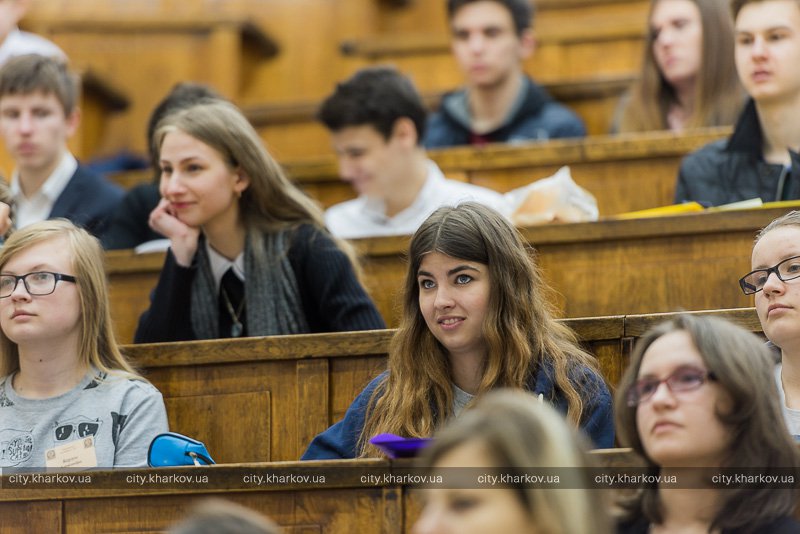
[302,202,612,460]
[615,314,800,533]
[0,220,167,468]
[742,210,800,437]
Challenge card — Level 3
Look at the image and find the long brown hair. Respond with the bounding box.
[358,202,602,456]
[154,101,360,271]
[617,0,743,132]
[615,314,800,531]
[0,220,141,380]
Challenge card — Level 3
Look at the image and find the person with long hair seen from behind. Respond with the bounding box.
[134,101,385,343]
[302,202,613,459]
[614,0,743,133]
[0,220,168,468]
[412,389,612,534]
[615,314,800,533]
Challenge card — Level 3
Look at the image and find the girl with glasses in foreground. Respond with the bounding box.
[741,211,800,438]
[412,389,612,534]
[615,314,800,533]
[303,202,613,459]
[0,220,167,468]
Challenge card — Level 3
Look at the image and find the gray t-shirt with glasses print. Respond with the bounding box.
[0,370,168,468]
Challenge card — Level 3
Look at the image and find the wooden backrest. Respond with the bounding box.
[106,205,772,342]
[277,128,728,213]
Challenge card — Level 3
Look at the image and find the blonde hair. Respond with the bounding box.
[754,210,800,244]
[0,220,140,380]
[358,203,603,456]
[417,389,612,534]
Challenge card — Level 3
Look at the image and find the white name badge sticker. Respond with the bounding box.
[45,435,98,470]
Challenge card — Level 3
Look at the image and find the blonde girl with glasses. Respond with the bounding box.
[744,211,800,438]
[0,220,167,468]
[615,314,800,533]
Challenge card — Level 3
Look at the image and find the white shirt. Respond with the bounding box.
[11,151,77,229]
[206,240,245,293]
[325,160,509,239]
[0,28,65,66]
[774,364,800,438]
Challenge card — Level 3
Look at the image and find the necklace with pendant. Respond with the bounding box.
[220,287,245,337]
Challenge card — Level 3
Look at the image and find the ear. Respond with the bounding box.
[390,117,419,148]
[234,168,250,196]
[64,107,81,138]
[519,28,536,59]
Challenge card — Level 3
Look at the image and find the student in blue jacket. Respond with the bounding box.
[303,202,614,459]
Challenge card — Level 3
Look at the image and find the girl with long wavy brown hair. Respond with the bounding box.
[302,202,613,459]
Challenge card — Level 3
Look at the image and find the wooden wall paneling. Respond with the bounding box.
[143,356,295,462]
[296,359,330,460]
[132,331,395,461]
[61,485,403,534]
[164,391,271,464]
[25,17,276,158]
[0,501,62,533]
[106,249,164,344]
[567,316,626,389]
[526,213,759,318]
[328,354,390,424]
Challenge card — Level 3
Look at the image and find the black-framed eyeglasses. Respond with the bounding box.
[0,272,77,298]
[626,366,716,407]
[739,255,800,295]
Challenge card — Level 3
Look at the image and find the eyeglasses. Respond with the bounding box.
[0,272,77,298]
[626,366,716,407]
[739,255,800,295]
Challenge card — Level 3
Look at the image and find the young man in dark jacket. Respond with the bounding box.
[676,0,800,206]
[0,54,122,236]
[424,0,586,149]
